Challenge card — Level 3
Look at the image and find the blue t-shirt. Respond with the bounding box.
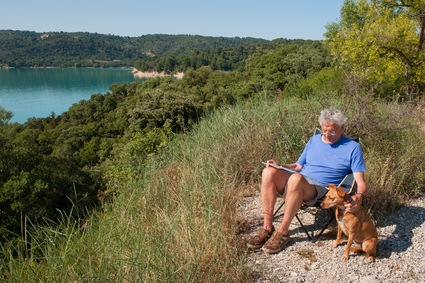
[296,134,366,186]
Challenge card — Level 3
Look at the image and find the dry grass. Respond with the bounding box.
[2,93,424,282]
[297,249,318,262]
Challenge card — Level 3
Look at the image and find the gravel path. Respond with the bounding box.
[240,193,425,283]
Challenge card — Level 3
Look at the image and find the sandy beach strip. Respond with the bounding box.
[132,68,184,79]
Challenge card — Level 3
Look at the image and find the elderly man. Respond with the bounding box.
[247,107,367,254]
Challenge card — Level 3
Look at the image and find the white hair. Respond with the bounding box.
[318,107,347,126]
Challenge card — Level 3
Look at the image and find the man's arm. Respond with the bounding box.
[353,171,367,197]
[345,171,367,212]
[281,162,303,172]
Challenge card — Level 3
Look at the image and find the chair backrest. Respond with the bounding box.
[338,172,357,194]
[314,128,359,194]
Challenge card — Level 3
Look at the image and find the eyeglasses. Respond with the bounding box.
[321,130,337,136]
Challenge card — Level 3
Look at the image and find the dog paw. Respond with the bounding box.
[342,255,349,261]
[333,241,341,248]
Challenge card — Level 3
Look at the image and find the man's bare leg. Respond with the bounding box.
[246,167,287,249]
[260,167,287,232]
[260,174,318,253]
[276,173,318,236]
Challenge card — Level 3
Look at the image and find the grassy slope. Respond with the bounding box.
[2,94,425,282]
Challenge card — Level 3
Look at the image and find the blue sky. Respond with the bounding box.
[0,0,344,40]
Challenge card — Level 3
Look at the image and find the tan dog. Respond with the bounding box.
[321,184,378,262]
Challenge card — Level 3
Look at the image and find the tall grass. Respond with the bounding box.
[1,93,425,282]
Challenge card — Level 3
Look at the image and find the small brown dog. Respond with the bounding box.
[321,184,378,262]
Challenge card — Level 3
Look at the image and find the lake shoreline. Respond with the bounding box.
[131,68,184,79]
[2,66,184,79]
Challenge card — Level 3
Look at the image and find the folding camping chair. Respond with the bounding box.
[272,128,359,242]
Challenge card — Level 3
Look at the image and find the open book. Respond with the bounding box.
[262,162,298,174]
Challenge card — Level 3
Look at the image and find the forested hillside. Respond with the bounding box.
[133,38,321,73]
[0,30,269,68]
[0,40,330,242]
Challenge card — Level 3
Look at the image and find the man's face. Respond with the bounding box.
[321,123,344,144]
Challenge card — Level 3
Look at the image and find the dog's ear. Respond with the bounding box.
[336,186,347,197]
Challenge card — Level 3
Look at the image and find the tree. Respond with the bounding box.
[0,106,13,125]
[245,44,329,91]
[324,0,425,99]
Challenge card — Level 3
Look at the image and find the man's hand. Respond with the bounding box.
[265,159,278,166]
[344,194,362,213]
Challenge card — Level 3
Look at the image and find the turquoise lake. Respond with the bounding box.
[0,68,146,124]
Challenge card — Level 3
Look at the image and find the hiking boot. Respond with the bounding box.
[261,231,290,254]
[246,226,275,249]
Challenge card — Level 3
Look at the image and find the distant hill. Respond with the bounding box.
[0,30,270,68]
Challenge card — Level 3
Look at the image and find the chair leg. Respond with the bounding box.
[273,203,335,242]
[295,214,314,240]
[274,202,315,240]
[296,208,335,242]
[313,209,335,242]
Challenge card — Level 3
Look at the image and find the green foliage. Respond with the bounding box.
[245,43,331,91]
[283,67,344,99]
[0,125,97,239]
[182,66,214,87]
[127,89,201,132]
[0,30,268,68]
[1,30,324,77]
[135,44,265,73]
[325,0,425,98]
[0,106,13,125]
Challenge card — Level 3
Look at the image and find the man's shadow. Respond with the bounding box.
[376,203,425,258]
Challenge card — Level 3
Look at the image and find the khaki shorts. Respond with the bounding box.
[278,171,328,206]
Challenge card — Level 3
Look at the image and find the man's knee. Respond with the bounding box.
[261,167,287,193]
[287,173,305,186]
[286,174,311,193]
[287,174,318,201]
[262,166,276,175]
[262,167,285,180]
